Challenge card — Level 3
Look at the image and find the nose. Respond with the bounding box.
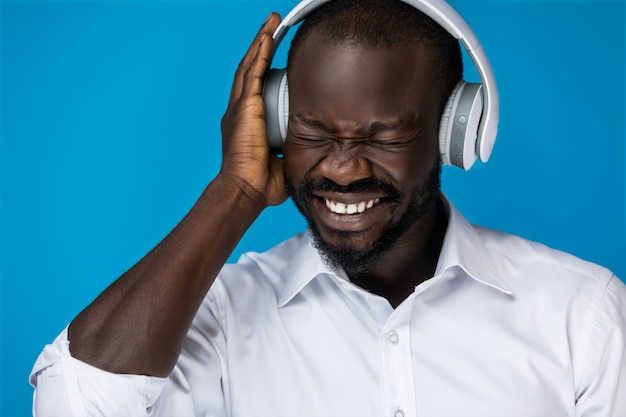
[317,142,373,186]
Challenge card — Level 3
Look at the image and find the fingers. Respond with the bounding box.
[229,13,281,106]
[219,13,284,205]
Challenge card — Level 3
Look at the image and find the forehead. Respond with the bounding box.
[287,34,442,125]
[288,32,435,82]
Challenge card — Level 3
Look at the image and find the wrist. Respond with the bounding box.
[206,173,268,215]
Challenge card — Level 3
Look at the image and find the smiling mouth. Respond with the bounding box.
[324,198,381,215]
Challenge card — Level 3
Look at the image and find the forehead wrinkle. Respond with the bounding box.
[290,113,332,133]
[290,112,422,137]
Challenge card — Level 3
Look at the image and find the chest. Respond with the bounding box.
[222,279,576,417]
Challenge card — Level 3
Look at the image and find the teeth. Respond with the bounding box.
[325,198,380,215]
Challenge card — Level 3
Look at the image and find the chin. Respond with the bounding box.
[317,226,383,254]
[311,229,384,276]
[308,204,418,276]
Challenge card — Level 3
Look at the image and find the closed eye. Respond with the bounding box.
[290,134,333,148]
[365,135,420,151]
[367,139,410,149]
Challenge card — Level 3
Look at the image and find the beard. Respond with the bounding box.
[285,163,441,277]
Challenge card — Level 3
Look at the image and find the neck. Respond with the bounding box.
[348,196,448,308]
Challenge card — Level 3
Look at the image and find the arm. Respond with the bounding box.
[67,13,285,378]
[576,275,626,416]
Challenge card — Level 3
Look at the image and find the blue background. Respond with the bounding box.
[1,0,624,415]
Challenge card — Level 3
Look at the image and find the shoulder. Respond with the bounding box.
[469,224,626,321]
[474,224,617,289]
[468,223,626,346]
[210,232,308,303]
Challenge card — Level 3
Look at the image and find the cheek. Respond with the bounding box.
[369,144,439,188]
[283,139,325,180]
[282,142,305,180]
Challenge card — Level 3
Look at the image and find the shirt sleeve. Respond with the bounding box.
[575,275,626,417]
[29,327,169,417]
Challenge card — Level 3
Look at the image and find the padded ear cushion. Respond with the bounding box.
[439,81,464,167]
[263,68,289,153]
[438,81,483,170]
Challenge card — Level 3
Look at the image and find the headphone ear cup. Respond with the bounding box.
[438,81,483,170]
[438,81,463,167]
[263,68,289,153]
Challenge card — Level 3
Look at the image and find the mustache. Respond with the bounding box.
[298,177,402,201]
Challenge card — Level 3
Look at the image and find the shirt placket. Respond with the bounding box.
[379,296,417,417]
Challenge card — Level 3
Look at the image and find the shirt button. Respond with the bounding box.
[388,330,399,344]
[394,409,405,417]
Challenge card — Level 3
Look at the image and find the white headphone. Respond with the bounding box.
[263,0,499,170]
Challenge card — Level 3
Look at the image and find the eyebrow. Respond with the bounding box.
[290,113,417,136]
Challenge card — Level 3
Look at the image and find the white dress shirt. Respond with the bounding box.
[30,199,626,417]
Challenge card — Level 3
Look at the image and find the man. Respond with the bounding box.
[31,1,626,416]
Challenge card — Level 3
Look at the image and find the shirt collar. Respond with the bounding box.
[436,196,513,295]
[278,195,512,307]
[278,231,339,307]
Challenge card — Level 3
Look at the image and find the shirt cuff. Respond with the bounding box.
[30,327,168,417]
